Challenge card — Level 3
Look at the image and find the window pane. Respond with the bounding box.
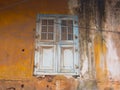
[48,33,53,40]
[41,33,47,40]
[61,27,67,34]
[48,20,54,25]
[68,20,73,26]
[62,34,67,40]
[68,27,73,34]
[41,26,47,32]
[68,34,73,40]
[61,20,73,40]
[61,20,67,26]
[48,26,54,32]
[42,19,47,25]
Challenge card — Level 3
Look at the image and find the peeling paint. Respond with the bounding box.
[0,0,120,90]
[106,37,120,81]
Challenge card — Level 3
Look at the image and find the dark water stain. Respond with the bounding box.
[115,1,120,8]
[97,0,106,30]
[78,0,106,30]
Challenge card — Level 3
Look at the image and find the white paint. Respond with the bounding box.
[42,48,53,68]
[106,37,120,81]
[81,55,88,76]
[34,14,79,75]
[63,49,73,69]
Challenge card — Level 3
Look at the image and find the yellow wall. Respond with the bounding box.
[0,0,69,80]
[94,33,107,81]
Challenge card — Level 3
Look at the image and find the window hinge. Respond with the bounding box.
[35,34,40,39]
[35,47,39,51]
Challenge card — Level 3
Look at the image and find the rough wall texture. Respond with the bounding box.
[0,0,69,79]
[0,0,79,90]
[69,0,120,90]
[0,0,120,90]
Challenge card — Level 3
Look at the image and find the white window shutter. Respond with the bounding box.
[34,14,79,76]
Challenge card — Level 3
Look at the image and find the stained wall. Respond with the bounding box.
[1,0,120,90]
[0,1,80,90]
[69,0,120,90]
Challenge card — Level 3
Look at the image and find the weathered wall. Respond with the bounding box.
[1,0,120,90]
[105,0,120,81]
[69,0,120,90]
[0,0,80,90]
[0,0,69,80]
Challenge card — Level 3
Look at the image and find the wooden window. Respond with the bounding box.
[61,20,73,40]
[41,19,54,40]
[34,14,79,76]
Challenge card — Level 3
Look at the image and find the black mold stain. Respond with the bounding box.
[74,0,106,77]
[115,1,120,8]
[78,0,106,30]
[97,0,106,30]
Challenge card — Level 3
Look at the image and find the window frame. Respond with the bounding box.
[60,19,74,41]
[34,14,80,76]
[38,17,56,42]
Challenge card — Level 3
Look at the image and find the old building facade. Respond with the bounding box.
[0,0,120,90]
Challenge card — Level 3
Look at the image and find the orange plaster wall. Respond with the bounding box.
[0,0,69,80]
[94,33,108,82]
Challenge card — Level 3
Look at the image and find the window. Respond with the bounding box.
[61,20,73,40]
[41,19,54,40]
[34,14,79,76]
